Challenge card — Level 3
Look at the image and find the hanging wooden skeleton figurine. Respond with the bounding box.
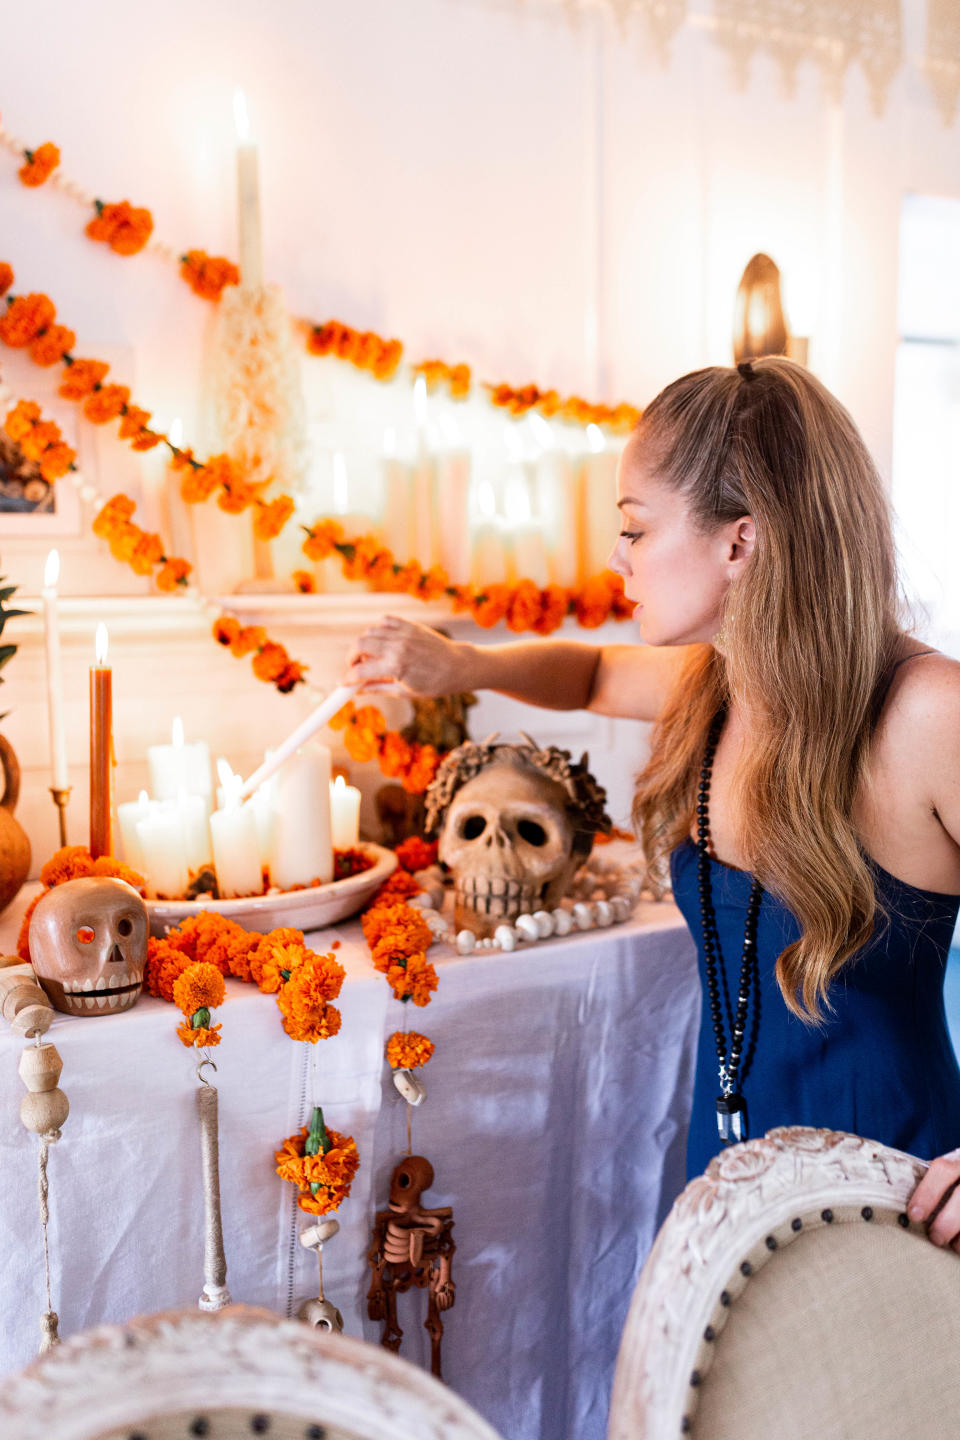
[367,1155,456,1379]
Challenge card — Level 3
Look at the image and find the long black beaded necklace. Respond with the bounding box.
[696,708,764,1145]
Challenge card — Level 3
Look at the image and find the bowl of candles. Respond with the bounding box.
[120,692,397,938]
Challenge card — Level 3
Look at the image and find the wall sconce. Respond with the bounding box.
[733,253,808,366]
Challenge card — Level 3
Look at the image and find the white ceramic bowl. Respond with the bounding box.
[146,842,397,938]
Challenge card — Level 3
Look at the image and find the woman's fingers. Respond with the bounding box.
[928,1184,960,1248]
[908,1151,960,1224]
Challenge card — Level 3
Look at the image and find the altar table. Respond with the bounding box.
[0,889,698,1440]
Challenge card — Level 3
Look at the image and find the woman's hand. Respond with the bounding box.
[906,1150,960,1248]
[343,615,474,698]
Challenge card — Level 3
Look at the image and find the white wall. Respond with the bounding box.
[1,0,959,874]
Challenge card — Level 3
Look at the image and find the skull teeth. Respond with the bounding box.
[455,876,543,918]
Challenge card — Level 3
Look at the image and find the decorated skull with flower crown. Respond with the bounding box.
[424,733,611,938]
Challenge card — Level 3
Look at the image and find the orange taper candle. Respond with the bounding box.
[89,623,113,858]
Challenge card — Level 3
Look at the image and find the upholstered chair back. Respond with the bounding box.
[0,1305,502,1440]
[608,1127,960,1440]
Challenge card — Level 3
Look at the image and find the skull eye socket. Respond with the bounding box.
[76,926,95,945]
[117,917,134,937]
[517,819,548,847]
[459,814,487,841]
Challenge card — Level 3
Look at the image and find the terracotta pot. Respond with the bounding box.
[0,735,31,915]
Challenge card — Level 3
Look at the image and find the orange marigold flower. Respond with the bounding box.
[172,961,226,1017]
[19,419,62,463]
[343,535,389,584]
[17,893,43,961]
[361,901,432,955]
[176,1021,222,1048]
[258,940,310,994]
[401,744,440,795]
[292,569,316,593]
[118,405,152,439]
[39,442,77,482]
[180,466,219,504]
[92,494,136,537]
[387,951,439,1006]
[394,836,438,873]
[254,495,295,542]
[29,324,75,366]
[275,659,306,693]
[534,584,570,636]
[252,642,291,685]
[217,474,258,514]
[18,142,60,187]
[274,1123,360,1216]
[145,937,194,1001]
[155,557,191,590]
[90,855,145,890]
[129,532,165,575]
[83,384,130,424]
[280,1000,342,1043]
[39,845,97,888]
[385,1031,435,1069]
[328,700,355,732]
[230,624,267,659]
[0,293,56,347]
[59,358,110,400]
[343,705,387,765]
[3,400,42,444]
[372,338,403,381]
[379,731,413,779]
[212,615,241,647]
[418,565,450,602]
[301,518,344,562]
[506,579,544,634]
[0,263,13,297]
[373,869,423,906]
[574,575,614,629]
[179,250,240,300]
[472,584,510,629]
[86,200,154,256]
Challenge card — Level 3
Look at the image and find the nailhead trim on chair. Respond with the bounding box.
[678,1204,930,1436]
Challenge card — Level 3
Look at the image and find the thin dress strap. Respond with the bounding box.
[870,650,938,733]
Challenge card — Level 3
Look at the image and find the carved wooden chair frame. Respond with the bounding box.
[608,1126,935,1440]
[0,1305,501,1440]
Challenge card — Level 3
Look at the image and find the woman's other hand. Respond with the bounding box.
[343,615,472,697]
[907,1149,960,1248]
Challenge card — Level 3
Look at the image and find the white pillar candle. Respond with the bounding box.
[436,449,472,583]
[234,89,263,289]
[470,478,508,587]
[581,437,621,580]
[117,790,156,876]
[177,790,211,873]
[40,549,69,791]
[148,717,212,803]
[379,429,414,564]
[268,744,333,890]
[540,452,583,588]
[136,808,189,901]
[329,775,361,849]
[210,771,262,899]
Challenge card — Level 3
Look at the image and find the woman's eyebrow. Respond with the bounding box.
[617,497,648,510]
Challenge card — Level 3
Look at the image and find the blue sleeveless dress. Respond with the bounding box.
[671,837,960,1179]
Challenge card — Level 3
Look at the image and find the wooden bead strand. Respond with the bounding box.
[17,1037,69,1352]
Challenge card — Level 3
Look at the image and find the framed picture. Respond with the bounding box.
[0,354,82,535]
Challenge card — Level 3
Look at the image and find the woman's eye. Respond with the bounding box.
[619,530,644,544]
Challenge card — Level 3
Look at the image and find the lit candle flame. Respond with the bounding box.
[333,774,346,794]
[217,756,242,807]
[172,716,185,748]
[586,423,605,454]
[43,548,60,589]
[95,623,109,666]
[233,88,250,143]
[138,790,149,806]
[413,374,428,428]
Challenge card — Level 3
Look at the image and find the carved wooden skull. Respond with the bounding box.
[29,877,148,1016]
[439,760,581,937]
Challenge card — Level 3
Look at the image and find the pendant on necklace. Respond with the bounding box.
[716,1093,747,1144]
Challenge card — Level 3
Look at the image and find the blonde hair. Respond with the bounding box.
[632,356,902,1021]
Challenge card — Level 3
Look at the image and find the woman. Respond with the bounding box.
[345,356,960,1245]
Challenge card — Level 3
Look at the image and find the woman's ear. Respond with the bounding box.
[728,515,756,566]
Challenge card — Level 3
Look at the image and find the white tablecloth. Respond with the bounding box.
[0,888,698,1440]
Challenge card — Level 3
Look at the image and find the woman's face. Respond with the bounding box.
[607,429,754,647]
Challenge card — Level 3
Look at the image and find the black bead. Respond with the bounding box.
[681,1419,692,1435]
[765,1235,777,1250]
[704,1325,716,1342]
[740,1261,752,1276]
[129,1434,147,1440]
[791,1217,803,1232]
[898,1212,910,1228]
[690,1370,702,1388]
[821,1209,834,1223]
[720,1290,731,1307]
[306,1428,327,1440]
[251,1419,271,1434]
[861,1206,873,1222]
[190,1423,210,1438]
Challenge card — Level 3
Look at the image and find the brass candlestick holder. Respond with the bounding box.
[49,787,71,849]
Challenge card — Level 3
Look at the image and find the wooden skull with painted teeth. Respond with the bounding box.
[29,876,148,1016]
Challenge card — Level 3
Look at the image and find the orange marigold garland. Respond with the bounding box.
[306,320,403,382]
[179,250,240,301]
[17,846,145,961]
[211,614,306,694]
[92,494,192,591]
[3,399,76,481]
[330,699,440,796]
[275,1107,360,1217]
[86,199,154,256]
